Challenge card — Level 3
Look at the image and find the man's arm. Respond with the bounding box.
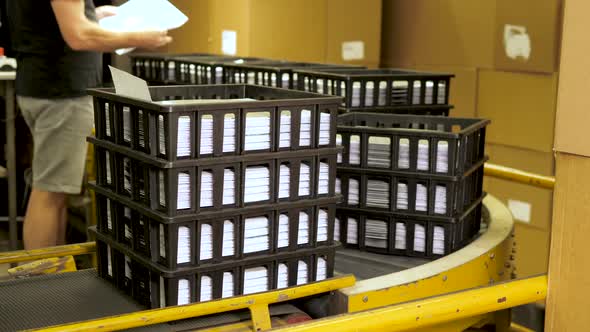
[51,0,171,52]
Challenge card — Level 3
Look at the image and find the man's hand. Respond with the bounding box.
[135,31,173,49]
[95,5,118,20]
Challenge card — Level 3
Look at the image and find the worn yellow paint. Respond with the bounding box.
[270,276,547,332]
[250,304,272,331]
[484,163,555,189]
[7,256,77,277]
[31,275,355,332]
[0,242,96,265]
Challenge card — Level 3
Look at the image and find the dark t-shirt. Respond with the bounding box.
[7,0,102,98]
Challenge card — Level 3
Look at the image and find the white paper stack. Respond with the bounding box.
[298,163,311,197]
[425,81,434,104]
[222,272,234,298]
[177,116,191,157]
[349,135,361,165]
[347,218,358,244]
[316,79,324,94]
[348,178,359,205]
[378,81,387,106]
[416,184,428,212]
[243,267,269,294]
[123,158,131,194]
[351,82,361,107]
[336,134,343,163]
[417,140,430,171]
[434,185,447,215]
[335,177,341,195]
[414,224,426,253]
[199,116,214,155]
[316,257,327,281]
[243,216,269,253]
[245,112,271,151]
[159,277,166,308]
[433,226,445,255]
[395,222,406,250]
[124,256,132,281]
[168,62,175,82]
[366,180,390,209]
[437,81,447,104]
[364,81,375,107]
[412,81,421,105]
[106,199,113,231]
[396,183,408,210]
[299,110,312,147]
[244,166,270,203]
[123,106,131,142]
[334,217,340,242]
[436,141,449,173]
[177,279,191,305]
[104,104,111,137]
[296,261,308,285]
[247,72,255,84]
[319,112,331,145]
[215,66,223,83]
[367,137,391,168]
[159,224,166,258]
[107,245,113,276]
[278,214,289,248]
[158,115,166,155]
[177,172,191,210]
[392,81,409,105]
[365,219,388,248]
[398,139,410,169]
[200,171,213,207]
[298,212,310,245]
[317,209,328,242]
[177,226,191,264]
[200,276,213,301]
[279,164,290,199]
[124,207,132,241]
[138,111,145,147]
[223,169,236,205]
[277,263,289,289]
[318,162,330,195]
[200,224,213,260]
[222,220,235,257]
[279,111,291,148]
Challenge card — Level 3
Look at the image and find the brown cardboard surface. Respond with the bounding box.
[477,70,558,153]
[208,0,252,56]
[411,66,478,119]
[546,152,590,330]
[484,144,554,230]
[165,0,210,54]
[381,0,495,68]
[381,0,562,73]
[326,0,382,66]
[553,0,590,157]
[514,223,551,277]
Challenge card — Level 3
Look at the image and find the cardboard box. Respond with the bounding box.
[165,0,210,54]
[514,223,551,277]
[477,70,558,153]
[484,144,554,230]
[553,0,590,157]
[411,66,478,119]
[381,0,562,73]
[208,0,381,65]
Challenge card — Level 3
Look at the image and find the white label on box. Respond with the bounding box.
[342,41,365,61]
[222,30,237,55]
[503,24,531,61]
[508,199,532,223]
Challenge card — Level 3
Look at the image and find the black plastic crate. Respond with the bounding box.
[336,161,485,218]
[129,53,214,84]
[295,68,453,111]
[223,62,365,90]
[92,143,339,217]
[174,56,272,85]
[337,112,489,177]
[94,191,337,270]
[90,84,341,162]
[93,228,338,308]
[334,198,483,259]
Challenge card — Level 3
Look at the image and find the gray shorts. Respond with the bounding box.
[17,96,94,194]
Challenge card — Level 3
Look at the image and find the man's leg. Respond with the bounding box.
[17,96,94,250]
[23,189,67,249]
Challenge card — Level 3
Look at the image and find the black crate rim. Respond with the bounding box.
[294,68,455,79]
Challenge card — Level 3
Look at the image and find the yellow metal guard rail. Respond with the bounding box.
[484,163,555,189]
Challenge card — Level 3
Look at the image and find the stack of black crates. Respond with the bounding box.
[293,68,489,259]
[89,84,343,308]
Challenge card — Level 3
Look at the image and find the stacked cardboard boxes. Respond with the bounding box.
[381,0,563,277]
